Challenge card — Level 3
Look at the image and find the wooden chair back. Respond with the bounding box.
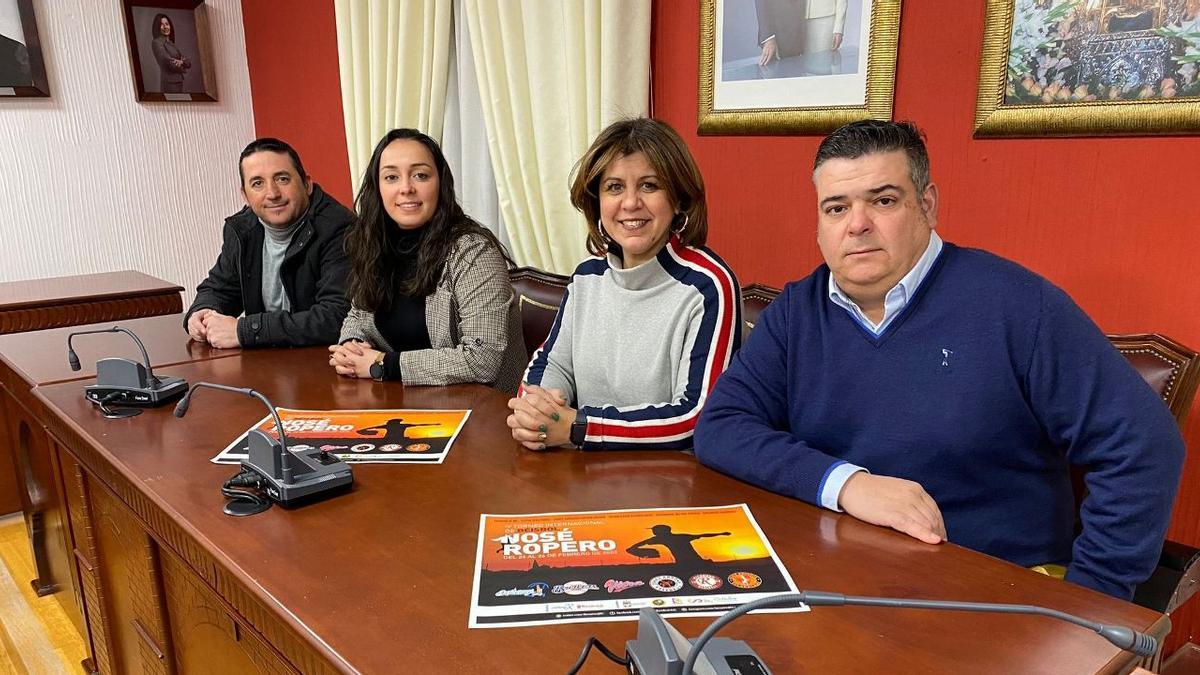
[509,267,570,362]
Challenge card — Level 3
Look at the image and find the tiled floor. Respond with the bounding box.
[0,513,86,673]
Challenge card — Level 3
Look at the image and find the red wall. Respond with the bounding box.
[653,0,1200,646]
[241,1,353,207]
[242,0,1200,644]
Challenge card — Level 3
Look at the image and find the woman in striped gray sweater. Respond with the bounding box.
[507,118,741,451]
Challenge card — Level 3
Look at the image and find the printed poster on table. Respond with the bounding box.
[469,504,803,628]
[210,408,471,465]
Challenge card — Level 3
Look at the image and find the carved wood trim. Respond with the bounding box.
[47,438,87,636]
[132,619,165,661]
[159,545,300,675]
[128,520,171,674]
[0,293,183,335]
[64,455,116,675]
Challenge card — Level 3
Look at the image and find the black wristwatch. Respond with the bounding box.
[570,418,587,448]
[369,352,386,381]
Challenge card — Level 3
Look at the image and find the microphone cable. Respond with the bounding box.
[566,636,629,674]
[221,468,270,514]
[95,391,133,419]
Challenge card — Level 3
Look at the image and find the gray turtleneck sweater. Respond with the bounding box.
[260,218,300,312]
[521,237,741,451]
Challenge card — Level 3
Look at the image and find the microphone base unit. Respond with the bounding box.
[243,431,354,509]
[242,454,354,508]
[84,375,189,408]
[626,608,771,675]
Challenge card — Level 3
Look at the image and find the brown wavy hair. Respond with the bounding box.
[569,118,708,257]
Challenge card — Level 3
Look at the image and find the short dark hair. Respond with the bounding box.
[570,117,708,256]
[813,120,931,194]
[238,137,308,186]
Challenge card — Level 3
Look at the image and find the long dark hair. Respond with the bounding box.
[346,128,512,311]
[151,13,175,43]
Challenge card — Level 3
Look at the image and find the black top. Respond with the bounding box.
[374,226,432,380]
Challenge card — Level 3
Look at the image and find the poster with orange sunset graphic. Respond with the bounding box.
[469,504,802,628]
[211,408,470,464]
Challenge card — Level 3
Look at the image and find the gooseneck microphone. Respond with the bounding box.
[174,382,293,484]
[174,381,352,514]
[65,325,188,417]
[67,326,155,378]
[673,591,1157,675]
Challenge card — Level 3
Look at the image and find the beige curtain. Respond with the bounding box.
[463,0,650,273]
[335,0,453,194]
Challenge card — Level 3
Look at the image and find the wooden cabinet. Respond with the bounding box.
[0,271,184,516]
[89,482,171,674]
[1,390,80,622]
[53,440,296,675]
[160,551,296,675]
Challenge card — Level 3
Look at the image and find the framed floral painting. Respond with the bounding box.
[976,0,1200,136]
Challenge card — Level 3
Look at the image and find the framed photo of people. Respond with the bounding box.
[120,0,217,102]
[976,0,1200,136]
[698,0,902,135]
[0,0,49,97]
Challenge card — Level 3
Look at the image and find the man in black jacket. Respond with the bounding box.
[185,138,353,348]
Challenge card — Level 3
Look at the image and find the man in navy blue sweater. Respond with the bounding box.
[694,120,1184,600]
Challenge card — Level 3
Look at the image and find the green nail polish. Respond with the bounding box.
[539,424,547,432]
[551,412,561,422]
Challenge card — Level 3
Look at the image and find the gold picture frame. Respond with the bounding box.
[976,0,1200,137]
[698,0,902,135]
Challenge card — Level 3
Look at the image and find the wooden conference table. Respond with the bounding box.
[0,314,234,636]
[0,271,184,516]
[4,333,1168,673]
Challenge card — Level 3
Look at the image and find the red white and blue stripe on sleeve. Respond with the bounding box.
[519,256,607,396]
[581,239,741,450]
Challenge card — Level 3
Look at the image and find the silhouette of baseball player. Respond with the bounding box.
[626,525,732,564]
[356,418,437,444]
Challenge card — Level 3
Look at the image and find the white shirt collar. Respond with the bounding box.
[827,230,944,334]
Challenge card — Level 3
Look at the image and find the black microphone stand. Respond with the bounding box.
[66,325,188,417]
[174,382,353,516]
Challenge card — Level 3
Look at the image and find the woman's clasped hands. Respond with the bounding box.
[506,385,576,450]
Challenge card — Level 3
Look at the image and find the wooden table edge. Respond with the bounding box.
[0,285,185,313]
[31,385,357,674]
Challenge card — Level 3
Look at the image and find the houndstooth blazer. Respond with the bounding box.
[338,233,526,394]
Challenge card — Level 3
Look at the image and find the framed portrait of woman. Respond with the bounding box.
[698,0,903,135]
[0,0,50,97]
[121,0,217,102]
